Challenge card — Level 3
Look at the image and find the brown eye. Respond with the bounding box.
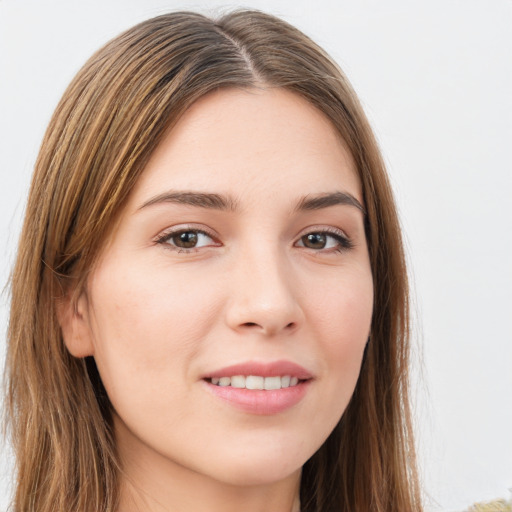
[157,229,217,251]
[296,230,353,252]
[172,231,199,248]
[301,233,327,249]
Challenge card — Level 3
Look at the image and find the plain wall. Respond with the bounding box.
[1,1,511,510]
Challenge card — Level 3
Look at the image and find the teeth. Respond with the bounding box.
[264,376,281,390]
[246,376,264,390]
[209,375,301,389]
[230,375,246,388]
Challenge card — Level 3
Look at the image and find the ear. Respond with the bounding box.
[56,289,95,358]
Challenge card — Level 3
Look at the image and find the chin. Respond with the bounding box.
[211,461,302,488]
[198,441,310,487]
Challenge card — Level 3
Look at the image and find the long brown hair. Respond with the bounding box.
[5,10,422,511]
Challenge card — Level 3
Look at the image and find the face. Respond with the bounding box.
[64,88,373,489]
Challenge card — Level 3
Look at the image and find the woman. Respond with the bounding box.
[5,9,422,512]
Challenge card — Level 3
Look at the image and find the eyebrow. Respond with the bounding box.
[139,191,239,211]
[138,190,365,215]
[295,192,366,215]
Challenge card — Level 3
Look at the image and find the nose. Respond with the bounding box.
[224,246,304,337]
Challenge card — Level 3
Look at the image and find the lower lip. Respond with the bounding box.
[203,380,311,415]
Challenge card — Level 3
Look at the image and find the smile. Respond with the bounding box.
[208,375,301,389]
[203,361,313,415]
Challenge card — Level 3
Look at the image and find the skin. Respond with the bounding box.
[60,88,374,512]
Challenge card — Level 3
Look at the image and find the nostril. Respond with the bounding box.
[240,321,297,333]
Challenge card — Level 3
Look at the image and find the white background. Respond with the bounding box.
[0,1,511,511]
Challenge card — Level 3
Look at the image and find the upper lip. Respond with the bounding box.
[203,360,313,380]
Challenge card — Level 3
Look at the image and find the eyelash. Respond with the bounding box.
[154,226,353,254]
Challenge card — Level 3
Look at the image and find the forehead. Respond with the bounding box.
[129,87,361,210]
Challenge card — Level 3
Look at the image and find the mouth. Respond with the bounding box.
[202,360,313,415]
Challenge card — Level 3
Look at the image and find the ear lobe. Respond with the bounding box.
[56,290,95,358]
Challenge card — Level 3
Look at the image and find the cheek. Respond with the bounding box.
[85,256,222,400]
[311,264,373,344]
[307,267,373,416]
